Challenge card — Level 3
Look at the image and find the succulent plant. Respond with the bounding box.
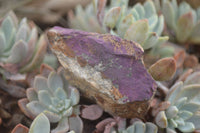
[0,11,47,74]
[18,66,83,133]
[11,113,75,133]
[96,117,158,133]
[69,0,169,51]
[68,3,105,33]
[155,71,200,132]
[156,0,200,44]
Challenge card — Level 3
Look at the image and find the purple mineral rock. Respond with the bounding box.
[47,26,157,118]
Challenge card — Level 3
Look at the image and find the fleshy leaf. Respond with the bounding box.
[26,88,38,101]
[15,23,29,42]
[118,14,134,37]
[165,106,178,119]
[38,90,52,107]
[162,0,176,30]
[47,71,63,92]
[0,31,5,55]
[134,121,145,133]
[104,7,121,29]
[143,32,158,50]
[69,116,83,133]
[26,101,46,115]
[184,71,200,85]
[124,19,149,44]
[33,76,49,92]
[43,110,61,123]
[148,57,176,81]
[70,88,80,106]
[29,113,50,133]
[146,122,158,133]
[6,40,27,64]
[55,88,67,100]
[11,124,29,133]
[81,104,103,120]
[155,111,168,128]
[178,122,195,133]
[176,85,200,101]
[20,34,47,73]
[178,110,193,120]
[176,12,194,43]
[143,0,156,18]
[51,117,69,133]
[166,81,183,103]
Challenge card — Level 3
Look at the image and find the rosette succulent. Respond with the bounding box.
[157,0,200,44]
[69,0,169,50]
[18,67,83,133]
[0,11,47,74]
[155,72,200,132]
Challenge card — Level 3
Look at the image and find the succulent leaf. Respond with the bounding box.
[148,57,176,81]
[69,116,83,133]
[176,12,194,43]
[6,40,27,64]
[51,117,69,133]
[33,76,49,92]
[29,113,50,133]
[124,20,149,45]
[0,32,6,56]
[104,7,121,29]
[26,101,46,115]
[47,71,63,92]
[26,88,38,101]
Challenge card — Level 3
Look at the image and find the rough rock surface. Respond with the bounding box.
[47,26,157,118]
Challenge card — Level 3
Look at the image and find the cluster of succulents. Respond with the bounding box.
[18,66,82,133]
[155,0,200,44]
[96,117,158,133]
[155,72,200,132]
[0,0,200,133]
[69,0,170,51]
[0,11,47,74]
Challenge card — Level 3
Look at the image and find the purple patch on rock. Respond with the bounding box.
[48,26,157,103]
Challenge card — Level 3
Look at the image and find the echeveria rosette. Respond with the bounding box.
[0,11,47,74]
[155,72,200,133]
[157,0,200,44]
[22,68,83,133]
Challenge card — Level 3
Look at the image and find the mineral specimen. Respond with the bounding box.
[47,27,157,118]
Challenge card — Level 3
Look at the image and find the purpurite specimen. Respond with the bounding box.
[47,27,157,118]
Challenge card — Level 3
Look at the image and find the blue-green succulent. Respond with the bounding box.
[155,72,200,133]
[0,11,47,74]
[20,67,83,133]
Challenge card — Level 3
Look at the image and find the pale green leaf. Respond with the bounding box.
[6,40,27,64]
[29,113,50,133]
[124,19,149,45]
